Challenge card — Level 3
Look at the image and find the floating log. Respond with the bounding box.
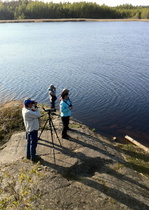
[125,135,149,153]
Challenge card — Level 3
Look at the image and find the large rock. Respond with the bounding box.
[0,116,149,210]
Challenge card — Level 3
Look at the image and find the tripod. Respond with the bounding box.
[39,109,62,163]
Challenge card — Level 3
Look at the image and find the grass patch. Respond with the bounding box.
[0,161,45,209]
[112,162,125,171]
[116,143,149,178]
[0,103,24,144]
[69,123,80,129]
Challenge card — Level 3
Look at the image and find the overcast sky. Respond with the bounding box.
[44,0,149,6]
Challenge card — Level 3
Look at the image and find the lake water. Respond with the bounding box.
[0,21,149,145]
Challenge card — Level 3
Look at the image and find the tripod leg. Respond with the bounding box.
[50,119,62,147]
[48,119,56,163]
[39,118,49,139]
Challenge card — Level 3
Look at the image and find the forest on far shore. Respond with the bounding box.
[0,0,149,20]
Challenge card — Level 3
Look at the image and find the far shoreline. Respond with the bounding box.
[0,18,149,23]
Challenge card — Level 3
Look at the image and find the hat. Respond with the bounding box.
[24,99,34,107]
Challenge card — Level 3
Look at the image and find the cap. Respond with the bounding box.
[24,99,34,107]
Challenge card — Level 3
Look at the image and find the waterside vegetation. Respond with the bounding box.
[0,101,24,144]
[0,1,149,20]
[115,143,149,178]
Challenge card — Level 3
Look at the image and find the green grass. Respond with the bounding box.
[69,123,80,129]
[116,143,149,178]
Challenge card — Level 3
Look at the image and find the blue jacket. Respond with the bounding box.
[60,99,71,117]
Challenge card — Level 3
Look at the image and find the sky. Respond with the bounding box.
[44,0,149,7]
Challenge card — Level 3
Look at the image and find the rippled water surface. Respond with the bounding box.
[0,21,149,144]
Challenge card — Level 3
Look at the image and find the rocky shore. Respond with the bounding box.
[0,101,149,209]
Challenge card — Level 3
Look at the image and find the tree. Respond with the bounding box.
[0,1,149,20]
[141,8,149,19]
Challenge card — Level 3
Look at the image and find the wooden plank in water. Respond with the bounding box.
[125,135,149,153]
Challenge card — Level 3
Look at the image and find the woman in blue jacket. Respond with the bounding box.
[60,92,73,139]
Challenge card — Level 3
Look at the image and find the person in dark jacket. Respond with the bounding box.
[48,84,57,109]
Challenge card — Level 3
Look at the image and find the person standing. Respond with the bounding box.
[22,98,40,161]
[59,88,69,102]
[59,89,73,107]
[48,84,57,109]
[60,92,73,139]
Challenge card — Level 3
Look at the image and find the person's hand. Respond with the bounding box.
[34,101,38,108]
[69,106,73,110]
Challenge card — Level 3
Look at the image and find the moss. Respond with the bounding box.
[69,123,80,129]
[112,162,125,171]
[109,197,117,204]
[116,143,149,178]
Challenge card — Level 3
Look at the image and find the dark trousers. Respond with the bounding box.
[61,116,69,138]
[50,96,57,109]
[50,100,55,109]
[26,130,38,160]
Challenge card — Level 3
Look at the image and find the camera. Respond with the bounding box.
[42,107,56,113]
[31,100,38,108]
[32,100,38,104]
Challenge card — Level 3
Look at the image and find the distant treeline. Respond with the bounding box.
[0,0,149,20]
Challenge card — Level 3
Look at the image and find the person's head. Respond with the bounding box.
[61,88,69,96]
[50,84,54,89]
[61,92,68,100]
[24,99,35,108]
[62,88,69,93]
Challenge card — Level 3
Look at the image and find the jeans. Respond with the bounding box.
[26,130,38,160]
[61,116,69,137]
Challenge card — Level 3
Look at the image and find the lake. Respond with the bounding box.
[0,21,149,145]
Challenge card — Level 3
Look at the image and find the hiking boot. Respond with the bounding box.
[62,135,69,140]
[31,155,41,162]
